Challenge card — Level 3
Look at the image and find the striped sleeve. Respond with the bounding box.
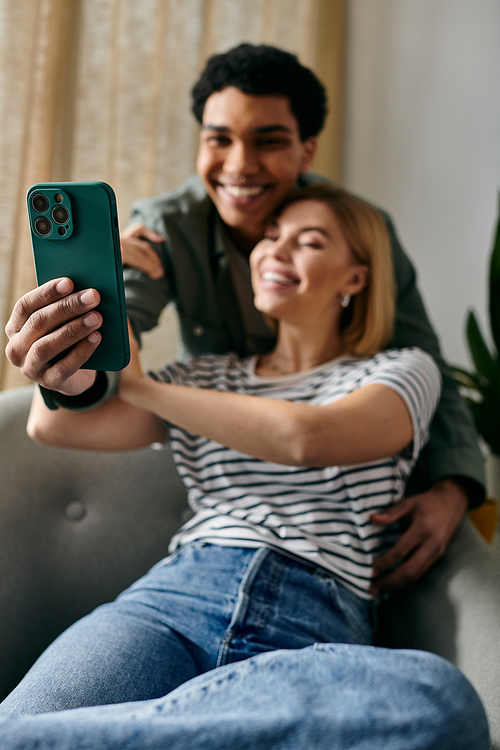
[360,348,442,461]
[153,354,233,387]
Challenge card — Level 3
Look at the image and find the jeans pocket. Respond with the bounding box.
[321,575,374,646]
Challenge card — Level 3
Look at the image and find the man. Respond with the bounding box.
[6,44,484,596]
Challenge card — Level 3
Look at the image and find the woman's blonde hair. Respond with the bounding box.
[274,183,396,357]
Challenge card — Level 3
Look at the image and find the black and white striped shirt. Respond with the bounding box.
[156,348,441,599]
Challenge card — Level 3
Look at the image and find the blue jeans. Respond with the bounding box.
[0,544,489,748]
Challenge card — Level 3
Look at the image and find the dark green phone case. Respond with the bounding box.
[27,181,130,371]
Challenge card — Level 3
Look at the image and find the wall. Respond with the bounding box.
[343,0,500,368]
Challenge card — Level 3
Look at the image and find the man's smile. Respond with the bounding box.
[217,183,267,200]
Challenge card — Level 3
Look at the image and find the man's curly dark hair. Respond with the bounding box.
[191,43,328,141]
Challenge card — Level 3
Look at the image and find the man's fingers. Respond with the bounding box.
[121,237,164,279]
[371,541,441,594]
[6,280,98,341]
[120,222,165,279]
[372,526,422,579]
[5,278,74,338]
[38,333,102,392]
[121,222,164,243]
[7,307,102,384]
[370,482,469,595]
[4,279,105,396]
[139,227,164,243]
[370,496,415,526]
[29,310,102,362]
[5,287,101,370]
[371,515,447,593]
[26,291,100,341]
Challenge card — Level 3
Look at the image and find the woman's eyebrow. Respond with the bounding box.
[299,226,330,238]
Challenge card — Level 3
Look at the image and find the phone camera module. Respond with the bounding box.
[31,193,49,213]
[51,205,70,225]
[34,216,52,236]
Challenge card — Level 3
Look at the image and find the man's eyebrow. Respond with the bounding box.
[254,125,292,134]
[200,125,230,132]
[200,124,292,134]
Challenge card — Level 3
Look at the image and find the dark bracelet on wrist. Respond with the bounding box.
[39,371,109,411]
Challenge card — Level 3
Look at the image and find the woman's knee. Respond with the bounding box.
[305,644,489,749]
[387,648,490,749]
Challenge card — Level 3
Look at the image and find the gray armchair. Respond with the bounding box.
[1,385,499,747]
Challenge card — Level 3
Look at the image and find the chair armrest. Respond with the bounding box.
[0,385,189,700]
[378,518,500,748]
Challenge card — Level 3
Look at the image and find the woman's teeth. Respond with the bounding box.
[262,272,297,286]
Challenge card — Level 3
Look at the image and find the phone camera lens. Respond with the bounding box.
[51,205,70,225]
[34,216,52,236]
[31,193,49,213]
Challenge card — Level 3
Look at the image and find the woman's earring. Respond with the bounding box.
[340,294,351,308]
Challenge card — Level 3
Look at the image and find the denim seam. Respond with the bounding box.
[216,547,272,668]
[323,578,372,646]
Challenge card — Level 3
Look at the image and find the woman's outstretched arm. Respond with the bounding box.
[27,331,166,452]
[27,385,166,451]
[119,369,417,467]
[117,333,441,467]
[28,328,438,465]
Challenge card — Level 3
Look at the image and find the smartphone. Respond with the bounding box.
[27,181,130,371]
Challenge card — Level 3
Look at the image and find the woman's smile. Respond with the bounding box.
[260,269,300,288]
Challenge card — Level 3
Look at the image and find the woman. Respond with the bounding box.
[3,185,443,714]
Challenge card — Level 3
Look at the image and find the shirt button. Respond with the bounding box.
[193,325,205,337]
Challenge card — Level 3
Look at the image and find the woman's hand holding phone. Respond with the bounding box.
[5,278,103,396]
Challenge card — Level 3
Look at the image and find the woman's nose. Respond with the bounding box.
[269,236,293,261]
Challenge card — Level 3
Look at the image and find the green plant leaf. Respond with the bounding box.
[466,311,498,388]
[450,365,484,392]
[469,400,500,455]
[458,199,500,453]
[450,368,490,412]
[489,193,500,354]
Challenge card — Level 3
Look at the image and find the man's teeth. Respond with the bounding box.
[223,185,264,198]
[262,272,297,285]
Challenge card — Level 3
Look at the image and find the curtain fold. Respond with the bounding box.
[0,0,345,390]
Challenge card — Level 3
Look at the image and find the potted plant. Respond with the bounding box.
[451,194,500,541]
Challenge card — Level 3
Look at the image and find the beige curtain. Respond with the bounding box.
[0,0,346,390]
